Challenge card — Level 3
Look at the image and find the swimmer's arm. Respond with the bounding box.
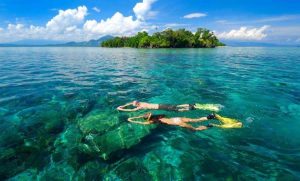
[117,107,140,112]
[128,116,153,125]
[117,102,140,112]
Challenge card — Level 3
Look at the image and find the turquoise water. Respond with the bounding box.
[0,47,300,180]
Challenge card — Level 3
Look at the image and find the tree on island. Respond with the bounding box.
[101,28,225,48]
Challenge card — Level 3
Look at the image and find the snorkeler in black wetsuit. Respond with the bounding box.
[117,101,222,112]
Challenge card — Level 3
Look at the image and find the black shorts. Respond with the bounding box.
[158,104,178,111]
[189,104,196,110]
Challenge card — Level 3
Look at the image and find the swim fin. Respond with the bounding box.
[213,114,243,128]
[194,103,223,112]
[210,123,242,128]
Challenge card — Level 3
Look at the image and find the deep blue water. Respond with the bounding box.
[0,47,300,180]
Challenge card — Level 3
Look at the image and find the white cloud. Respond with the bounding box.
[93,7,101,13]
[83,0,157,39]
[183,13,206,19]
[7,23,24,30]
[133,0,157,20]
[216,15,300,25]
[0,6,88,42]
[46,6,87,32]
[0,0,157,43]
[216,26,269,41]
[83,12,141,36]
[269,26,300,37]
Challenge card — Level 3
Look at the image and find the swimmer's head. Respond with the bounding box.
[133,100,140,106]
[143,113,165,121]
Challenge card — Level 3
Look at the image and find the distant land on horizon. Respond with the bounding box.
[0,36,298,48]
[221,40,298,47]
[0,35,114,47]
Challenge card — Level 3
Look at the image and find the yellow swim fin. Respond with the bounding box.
[212,114,243,128]
[194,103,222,112]
[211,123,242,129]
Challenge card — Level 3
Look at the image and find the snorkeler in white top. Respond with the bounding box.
[128,113,242,131]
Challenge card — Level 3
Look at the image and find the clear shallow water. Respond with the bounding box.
[0,47,300,180]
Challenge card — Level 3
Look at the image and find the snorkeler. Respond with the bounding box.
[117,101,222,112]
[128,113,242,130]
[128,112,212,131]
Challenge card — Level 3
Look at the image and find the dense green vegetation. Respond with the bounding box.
[101,28,225,48]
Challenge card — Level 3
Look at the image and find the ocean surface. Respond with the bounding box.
[0,47,299,180]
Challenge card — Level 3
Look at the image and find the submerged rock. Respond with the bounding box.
[0,148,16,161]
[0,107,9,117]
[141,146,183,180]
[37,162,75,181]
[78,111,156,160]
[76,161,107,180]
[52,125,84,169]
[8,169,38,181]
[0,121,24,147]
[16,103,65,134]
[78,111,120,134]
[104,157,152,181]
[54,125,83,148]
[0,150,26,180]
[85,122,156,160]
[64,98,96,121]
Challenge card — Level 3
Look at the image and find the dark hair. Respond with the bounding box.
[144,114,165,122]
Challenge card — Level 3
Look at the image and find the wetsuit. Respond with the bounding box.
[158,104,195,111]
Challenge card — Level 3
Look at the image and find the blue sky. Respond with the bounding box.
[0,0,300,44]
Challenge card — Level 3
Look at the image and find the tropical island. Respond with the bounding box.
[101,28,225,48]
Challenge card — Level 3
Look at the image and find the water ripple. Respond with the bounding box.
[0,47,299,179]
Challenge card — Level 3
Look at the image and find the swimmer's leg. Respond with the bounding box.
[183,117,208,123]
[176,104,191,112]
[176,104,189,107]
[179,123,208,131]
[185,113,218,123]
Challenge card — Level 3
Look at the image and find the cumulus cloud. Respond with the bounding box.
[216,15,300,25]
[83,0,157,39]
[216,26,269,41]
[133,0,157,20]
[46,6,87,32]
[93,7,101,13]
[0,0,157,43]
[0,6,88,42]
[183,13,206,19]
[83,12,141,36]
